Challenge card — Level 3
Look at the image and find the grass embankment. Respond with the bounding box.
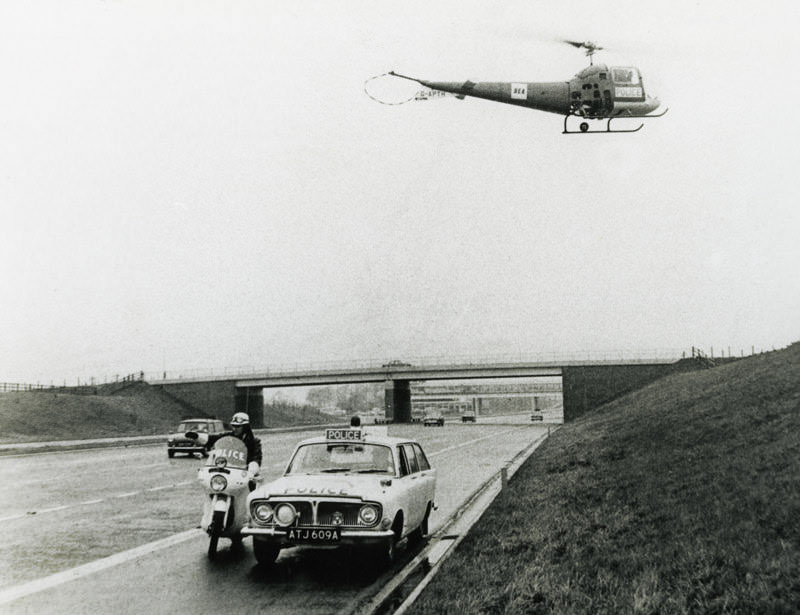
[0,382,330,443]
[409,343,800,614]
[0,382,190,442]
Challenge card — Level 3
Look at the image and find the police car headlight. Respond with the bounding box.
[210,474,227,492]
[253,503,273,523]
[358,504,379,526]
[274,503,296,527]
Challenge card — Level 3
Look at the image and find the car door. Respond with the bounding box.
[412,443,436,508]
[399,443,427,530]
[393,444,416,533]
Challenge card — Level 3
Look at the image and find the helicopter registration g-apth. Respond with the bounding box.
[366,40,667,134]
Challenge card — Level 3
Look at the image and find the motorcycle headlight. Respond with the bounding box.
[274,503,297,527]
[253,503,273,523]
[358,504,379,526]
[210,474,227,492]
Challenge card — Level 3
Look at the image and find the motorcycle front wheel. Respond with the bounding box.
[208,509,225,560]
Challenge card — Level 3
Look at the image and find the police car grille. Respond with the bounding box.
[316,502,379,527]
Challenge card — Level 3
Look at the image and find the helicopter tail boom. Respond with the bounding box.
[389,72,569,115]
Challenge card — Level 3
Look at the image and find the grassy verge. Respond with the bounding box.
[407,343,800,614]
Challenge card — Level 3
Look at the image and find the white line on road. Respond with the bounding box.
[0,529,203,607]
[428,427,523,457]
[0,481,196,522]
[35,504,69,514]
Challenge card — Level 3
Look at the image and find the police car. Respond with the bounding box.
[242,427,436,567]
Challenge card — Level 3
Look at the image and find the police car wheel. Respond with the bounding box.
[378,536,396,566]
[253,539,279,566]
[409,504,431,544]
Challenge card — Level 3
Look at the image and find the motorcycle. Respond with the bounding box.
[189,432,258,559]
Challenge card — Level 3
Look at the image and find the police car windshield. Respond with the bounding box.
[286,443,395,475]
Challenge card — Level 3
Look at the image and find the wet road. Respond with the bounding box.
[0,421,548,614]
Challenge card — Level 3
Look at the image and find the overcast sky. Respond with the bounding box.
[2,0,798,384]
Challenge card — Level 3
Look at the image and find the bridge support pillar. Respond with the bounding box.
[385,379,411,423]
[235,387,264,429]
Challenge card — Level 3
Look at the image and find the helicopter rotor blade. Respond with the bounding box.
[563,40,604,52]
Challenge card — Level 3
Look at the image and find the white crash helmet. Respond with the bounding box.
[230,412,250,427]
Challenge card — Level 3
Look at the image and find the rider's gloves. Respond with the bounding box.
[247,461,260,478]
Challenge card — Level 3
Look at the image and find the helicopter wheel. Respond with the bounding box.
[579,122,590,133]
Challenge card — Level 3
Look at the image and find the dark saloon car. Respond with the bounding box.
[167,418,226,458]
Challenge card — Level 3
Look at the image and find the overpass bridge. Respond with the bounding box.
[149,351,699,427]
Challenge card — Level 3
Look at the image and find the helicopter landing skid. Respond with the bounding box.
[563,108,669,134]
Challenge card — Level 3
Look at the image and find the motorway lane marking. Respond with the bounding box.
[428,427,524,457]
[0,528,204,607]
[0,480,195,523]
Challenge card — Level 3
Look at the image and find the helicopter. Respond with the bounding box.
[368,40,667,134]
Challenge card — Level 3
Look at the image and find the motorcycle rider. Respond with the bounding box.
[198,412,262,480]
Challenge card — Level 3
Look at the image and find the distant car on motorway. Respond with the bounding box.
[381,360,413,368]
[461,410,476,423]
[166,418,226,458]
[423,410,445,427]
[242,427,436,567]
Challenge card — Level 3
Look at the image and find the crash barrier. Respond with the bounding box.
[352,426,556,615]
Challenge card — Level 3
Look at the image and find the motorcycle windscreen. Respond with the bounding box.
[205,435,249,469]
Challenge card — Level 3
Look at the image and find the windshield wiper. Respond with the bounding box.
[355,469,389,473]
[320,468,351,473]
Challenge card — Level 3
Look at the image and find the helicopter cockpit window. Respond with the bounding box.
[612,68,639,84]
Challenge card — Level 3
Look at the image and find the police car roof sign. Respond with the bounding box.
[325,429,362,441]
